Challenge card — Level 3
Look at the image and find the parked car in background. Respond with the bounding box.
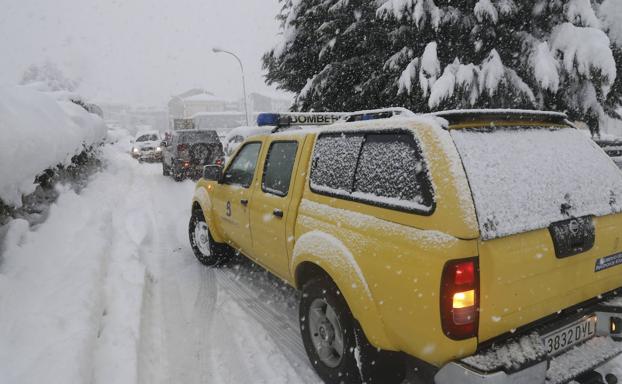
[223,126,273,156]
[161,129,224,181]
[130,131,162,162]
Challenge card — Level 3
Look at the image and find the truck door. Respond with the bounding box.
[213,141,263,255]
[249,139,302,279]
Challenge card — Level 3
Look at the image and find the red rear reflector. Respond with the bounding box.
[454,261,475,286]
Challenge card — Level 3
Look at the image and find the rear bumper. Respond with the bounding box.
[172,160,202,178]
[435,302,622,384]
[138,150,162,161]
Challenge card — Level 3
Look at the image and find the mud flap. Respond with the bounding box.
[354,321,406,384]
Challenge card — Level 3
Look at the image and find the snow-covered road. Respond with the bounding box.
[0,136,321,384]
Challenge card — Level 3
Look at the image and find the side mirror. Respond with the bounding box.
[203,165,223,181]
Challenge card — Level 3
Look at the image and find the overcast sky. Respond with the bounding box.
[0,0,291,106]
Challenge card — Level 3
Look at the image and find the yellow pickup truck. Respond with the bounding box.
[189,110,622,384]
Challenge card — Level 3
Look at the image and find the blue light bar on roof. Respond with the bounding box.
[257,113,280,127]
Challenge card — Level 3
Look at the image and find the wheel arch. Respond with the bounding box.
[191,184,225,243]
[292,231,396,351]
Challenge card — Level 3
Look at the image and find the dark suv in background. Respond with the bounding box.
[161,129,224,181]
[594,137,622,169]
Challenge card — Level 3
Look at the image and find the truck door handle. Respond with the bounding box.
[273,209,284,218]
[240,199,248,206]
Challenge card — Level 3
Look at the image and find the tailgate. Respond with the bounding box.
[478,212,622,341]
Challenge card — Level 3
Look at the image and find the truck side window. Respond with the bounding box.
[262,141,298,197]
[310,133,364,193]
[310,130,434,214]
[223,142,261,188]
[353,133,434,211]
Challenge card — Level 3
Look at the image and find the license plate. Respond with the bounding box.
[542,316,597,356]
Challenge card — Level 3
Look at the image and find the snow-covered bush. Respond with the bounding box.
[0,85,106,207]
[20,61,80,92]
[264,0,622,134]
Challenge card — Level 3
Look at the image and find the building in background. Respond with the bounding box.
[168,89,292,132]
[248,92,290,113]
[98,101,167,136]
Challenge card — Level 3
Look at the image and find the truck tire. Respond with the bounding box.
[188,209,231,267]
[300,277,405,384]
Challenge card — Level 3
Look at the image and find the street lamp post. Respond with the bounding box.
[212,47,250,126]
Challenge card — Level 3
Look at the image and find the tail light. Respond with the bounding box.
[440,258,479,340]
[177,144,188,152]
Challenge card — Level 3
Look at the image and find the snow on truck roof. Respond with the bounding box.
[341,107,415,122]
[269,113,445,138]
[135,130,160,137]
[259,109,570,133]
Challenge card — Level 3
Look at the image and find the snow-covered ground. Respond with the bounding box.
[3,128,622,384]
[0,131,320,384]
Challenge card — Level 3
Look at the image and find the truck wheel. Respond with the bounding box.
[188,209,230,267]
[300,277,405,384]
[300,277,362,384]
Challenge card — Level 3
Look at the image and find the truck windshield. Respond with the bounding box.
[451,127,622,240]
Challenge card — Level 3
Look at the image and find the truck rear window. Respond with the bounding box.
[451,127,622,240]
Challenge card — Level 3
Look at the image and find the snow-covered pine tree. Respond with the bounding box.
[263,0,392,111]
[375,0,620,133]
[265,0,622,134]
[597,0,622,127]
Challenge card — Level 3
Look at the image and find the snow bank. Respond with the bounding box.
[0,187,111,383]
[0,85,106,207]
[0,139,154,383]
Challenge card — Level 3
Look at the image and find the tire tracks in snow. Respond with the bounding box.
[213,262,322,383]
[129,162,320,383]
[215,271,309,364]
[134,163,219,384]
